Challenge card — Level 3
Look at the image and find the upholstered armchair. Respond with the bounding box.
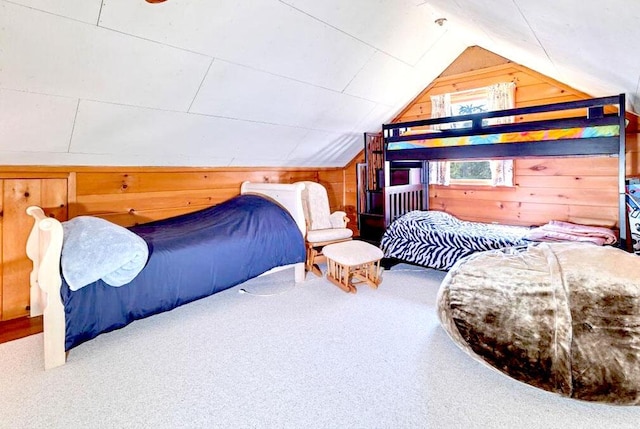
[296,181,353,276]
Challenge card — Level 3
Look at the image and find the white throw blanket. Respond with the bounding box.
[61,216,149,291]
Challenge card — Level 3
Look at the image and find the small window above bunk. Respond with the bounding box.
[428,83,515,187]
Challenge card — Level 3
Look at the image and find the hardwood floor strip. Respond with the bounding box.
[0,316,43,344]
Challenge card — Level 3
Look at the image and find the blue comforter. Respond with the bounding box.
[61,194,305,350]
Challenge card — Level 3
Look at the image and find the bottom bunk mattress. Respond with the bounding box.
[437,242,640,405]
[61,194,306,351]
[380,210,530,270]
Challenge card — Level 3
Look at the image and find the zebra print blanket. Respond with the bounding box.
[380,210,530,270]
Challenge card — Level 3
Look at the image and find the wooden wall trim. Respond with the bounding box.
[67,172,77,219]
[0,182,3,320]
[0,165,338,173]
[0,172,69,179]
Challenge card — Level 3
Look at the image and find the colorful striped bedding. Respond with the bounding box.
[387,125,619,151]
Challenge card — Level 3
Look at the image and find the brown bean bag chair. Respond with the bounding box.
[437,242,640,405]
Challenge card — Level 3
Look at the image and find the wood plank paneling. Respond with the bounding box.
[515,175,618,189]
[71,168,323,226]
[97,205,218,227]
[343,154,361,225]
[432,185,616,207]
[41,178,68,221]
[76,189,238,216]
[0,182,3,320]
[516,157,617,176]
[428,199,569,226]
[2,180,41,320]
[76,170,319,196]
[627,133,640,176]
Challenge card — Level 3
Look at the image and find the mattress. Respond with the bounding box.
[61,194,306,350]
[380,210,530,270]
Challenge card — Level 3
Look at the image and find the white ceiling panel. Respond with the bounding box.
[425,0,632,102]
[410,30,468,90]
[190,60,377,132]
[71,101,307,161]
[7,0,102,24]
[285,130,362,167]
[0,89,78,152]
[427,0,552,67]
[98,0,375,91]
[343,51,421,106]
[427,0,536,46]
[515,0,640,98]
[4,0,640,168]
[281,0,446,65]
[0,2,211,111]
[357,104,397,132]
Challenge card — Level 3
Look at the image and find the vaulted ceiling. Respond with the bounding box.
[1,0,638,168]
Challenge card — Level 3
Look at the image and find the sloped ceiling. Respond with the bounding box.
[0,0,638,168]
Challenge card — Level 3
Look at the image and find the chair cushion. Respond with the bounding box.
[323,240,383,266]
[300,181,332,230]
[329,211,348,228]
[307,228,353,244]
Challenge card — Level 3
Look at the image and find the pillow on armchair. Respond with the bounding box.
[295,181,353,276]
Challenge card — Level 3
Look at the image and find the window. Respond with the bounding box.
[448,90,492,185]
[448,88,488,129]
[450,160,491,181]
[429,83,515,187]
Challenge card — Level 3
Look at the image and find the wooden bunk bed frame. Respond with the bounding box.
[379,94,628,248]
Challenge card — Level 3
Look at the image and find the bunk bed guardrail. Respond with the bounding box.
[384,184,426,227]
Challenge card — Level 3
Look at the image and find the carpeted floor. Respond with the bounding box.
[1,264,639,429]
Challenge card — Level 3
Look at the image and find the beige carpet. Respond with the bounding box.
[1,264,639,429]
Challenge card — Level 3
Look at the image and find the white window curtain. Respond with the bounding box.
[428,93,451,185]
[487,82,515,186]
[428,82,515,186]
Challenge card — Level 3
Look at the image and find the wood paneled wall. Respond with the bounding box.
[323,152,365,232]
[392,46,639,228]
[0,176,67,320]
[69,167,337,226]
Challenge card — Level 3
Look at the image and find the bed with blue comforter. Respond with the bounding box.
[380,210,530,270]
[61,194,305,351]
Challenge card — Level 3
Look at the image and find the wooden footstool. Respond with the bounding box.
[323,240,384,293]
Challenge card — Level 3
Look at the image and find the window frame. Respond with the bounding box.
[447,89,493,185]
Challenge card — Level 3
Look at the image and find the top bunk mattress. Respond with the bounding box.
[386,124,619,151]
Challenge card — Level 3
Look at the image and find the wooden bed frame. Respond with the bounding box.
[26,181,306,370]
[379,94,628,248]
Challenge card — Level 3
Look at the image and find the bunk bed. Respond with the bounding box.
[377,94,628,267]
[376,94,638,404]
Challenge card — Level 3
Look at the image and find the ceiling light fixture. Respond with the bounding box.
[434,17,447,27]
[145,0,168,3]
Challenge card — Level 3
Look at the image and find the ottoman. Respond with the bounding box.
[322,240,384,293]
